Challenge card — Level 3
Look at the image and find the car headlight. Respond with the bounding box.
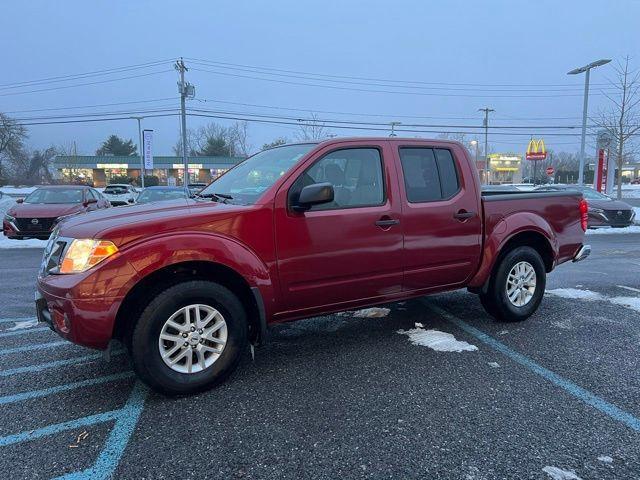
[589,207,605,214]
[3,214,15,223]
[59,239,118,274]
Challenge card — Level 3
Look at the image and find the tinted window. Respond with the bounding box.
[24,188,84,204]
[399,148,460,203]
[291,148,385,211]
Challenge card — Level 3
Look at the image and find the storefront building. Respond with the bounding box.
[54,155,244,187]
[486,153,523,184]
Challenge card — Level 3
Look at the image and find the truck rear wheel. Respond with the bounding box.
[128,280,248,395]
[479,246,546,322]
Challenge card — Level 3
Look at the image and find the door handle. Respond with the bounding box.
[453,211,476,220]
[375,218,400,227]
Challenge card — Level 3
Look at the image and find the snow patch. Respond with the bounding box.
[397,324,478,352]
[0,186,37,196]
[609,296,640,313]
[542,466,582,480]
[586,225,640,235]
[0,235,47,249]
[352,307,390,318]
[597,455,613,463]
[546,288,604,301]
[6,319,39,331]
[488,362,500,368]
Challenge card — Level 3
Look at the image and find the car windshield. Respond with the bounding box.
[578,187,610,200]
[199,144,316,205]
[136,189,186,204]
[24,188,84,204]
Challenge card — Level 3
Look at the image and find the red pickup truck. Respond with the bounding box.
[36,138,590,395]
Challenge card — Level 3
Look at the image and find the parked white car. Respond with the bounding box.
[102,184,138,206]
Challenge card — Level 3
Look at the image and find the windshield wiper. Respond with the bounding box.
[197,192,233,204]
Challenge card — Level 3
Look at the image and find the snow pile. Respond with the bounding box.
[0,236,47,249]
[6,319,39,331]
[352,307,390,318]
[0,186,37,196]
[634,207,640,224]
[546,288,604,300]
[622,185,640,198]
[397,323,478,352]
[542,466,582,480]
[586,225,640,235]
[597,455,613,463]
[0,196,15,216]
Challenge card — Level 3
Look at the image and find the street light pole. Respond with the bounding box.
[567,58,611,185]
[478,107,494,184]
[132,116,145,189]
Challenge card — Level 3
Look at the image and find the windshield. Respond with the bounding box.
[136,189,187,204]
[199,144,315,205]
[578,187,610,200]
[24,188,84,204]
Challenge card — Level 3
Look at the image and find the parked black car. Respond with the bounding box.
[535,185,635,228]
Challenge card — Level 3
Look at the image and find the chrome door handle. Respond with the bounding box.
[375,219,400,227]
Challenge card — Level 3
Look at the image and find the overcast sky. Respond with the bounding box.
[1,0,639,156]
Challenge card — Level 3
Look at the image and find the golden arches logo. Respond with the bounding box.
[526,138,547,160]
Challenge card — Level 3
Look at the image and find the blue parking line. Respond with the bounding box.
[55,382,149,480]
[0,340,68,356]
[0,371,135,405]
[0,327,50,338]
[0,410,121,447]
[425,302,640,433]
[0,350,125,377]
[0,317,37,324]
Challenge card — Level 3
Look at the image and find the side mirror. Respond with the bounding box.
[16,198,24,204]
[293,182,334,212]
[83,198,98,207]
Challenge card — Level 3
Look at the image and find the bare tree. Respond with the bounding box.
[262,137,288,150]
[295,113,333,141]
[173,122,251,157]
[0,113,28,183]
[593,56,640,199]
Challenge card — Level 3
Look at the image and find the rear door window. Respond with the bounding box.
[399,147,460,203]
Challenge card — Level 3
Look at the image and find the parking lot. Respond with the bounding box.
[0,232,639,479]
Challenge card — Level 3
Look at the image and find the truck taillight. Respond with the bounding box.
[579,199,588,232]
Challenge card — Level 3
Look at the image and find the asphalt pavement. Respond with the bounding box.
[0,233,639,479]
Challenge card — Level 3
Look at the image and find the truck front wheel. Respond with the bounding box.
[128,280,248,395]
[479,246,546,322]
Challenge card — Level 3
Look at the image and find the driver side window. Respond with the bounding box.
[290,148,385,211]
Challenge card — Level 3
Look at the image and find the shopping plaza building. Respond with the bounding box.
[54,155,244,187]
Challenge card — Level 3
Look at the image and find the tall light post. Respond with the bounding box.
[567,58,611,185]
[131,116,145,188]
[478,107,494,185]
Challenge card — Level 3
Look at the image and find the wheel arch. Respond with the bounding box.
[113,260,266,347]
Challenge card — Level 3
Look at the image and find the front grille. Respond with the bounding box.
[604,210,633,223]
[16,217,56,232]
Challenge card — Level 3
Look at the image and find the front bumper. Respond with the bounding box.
[35,285,120,350]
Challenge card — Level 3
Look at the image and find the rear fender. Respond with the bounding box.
[468,212,557,289]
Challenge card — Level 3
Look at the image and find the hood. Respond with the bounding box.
[8,202,84,218]
[587,198,633,210]
[57,198,250,246]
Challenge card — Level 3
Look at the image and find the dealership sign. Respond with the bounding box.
[143,129,154,170]
[526,138,547,161]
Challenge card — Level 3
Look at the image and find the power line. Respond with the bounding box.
[185,57,611,89]
[3,97,176,114]
[16,113,179,127]
[189,66,611,99]
[0,59,174,90]
[0,69,174,97]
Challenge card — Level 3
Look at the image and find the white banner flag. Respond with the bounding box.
[143,129,154,170]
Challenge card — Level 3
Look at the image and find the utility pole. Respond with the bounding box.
[131,116,145,188]
[478,107,494,184]
[175,58,195,188]
[389,121,401,137]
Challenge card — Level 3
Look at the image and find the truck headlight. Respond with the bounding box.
[59,239,118,274]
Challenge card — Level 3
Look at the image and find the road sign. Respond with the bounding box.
[546,166,554,176]
[526,138,547,161]
[143,129,154,170]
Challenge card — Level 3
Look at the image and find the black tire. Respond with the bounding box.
[128,280,248,396]
[478,246,546,322]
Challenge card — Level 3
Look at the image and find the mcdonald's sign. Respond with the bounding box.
[526,138,547,161]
